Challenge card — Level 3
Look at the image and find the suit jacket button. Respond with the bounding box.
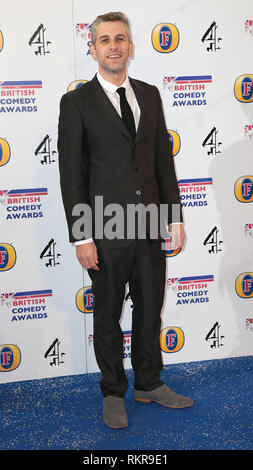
[136,190,141,195]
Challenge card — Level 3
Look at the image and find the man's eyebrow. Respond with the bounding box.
[98,33,127,40]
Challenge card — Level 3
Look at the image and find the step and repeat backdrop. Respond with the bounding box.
[1,0,253,383]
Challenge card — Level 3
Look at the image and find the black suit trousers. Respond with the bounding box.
[88,239,166,397]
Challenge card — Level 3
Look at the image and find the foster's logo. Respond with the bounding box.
[234,176,253,202]
[0,31,3,53]
[76,286,94,313]
[160,326,184,353]
[235,273,253,298]
[67,80,88,92]
[168,130,181,156]
[151,23,179,53]
[0,344,21,372]
[0,138,11,166]
[234,75,253,102]
[0,243,16,271]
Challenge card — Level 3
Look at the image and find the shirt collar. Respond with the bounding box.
[97,71,130,94]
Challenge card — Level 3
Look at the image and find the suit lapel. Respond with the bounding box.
[86,75,132,141]
[129,77,149,143]
[85,75,149,143]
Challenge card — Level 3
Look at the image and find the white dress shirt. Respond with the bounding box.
[96,71,141,131]
[74,72,181,246]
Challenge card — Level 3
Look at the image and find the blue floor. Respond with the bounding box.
[0,356,253,450]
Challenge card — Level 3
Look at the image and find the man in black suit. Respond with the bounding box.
[58,11,193,429]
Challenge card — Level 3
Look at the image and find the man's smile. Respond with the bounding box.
[107,54,122,59]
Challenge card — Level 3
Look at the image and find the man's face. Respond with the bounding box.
[90,21,133,75]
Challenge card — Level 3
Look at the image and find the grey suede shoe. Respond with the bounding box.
[102,396,128,429]
[134,384,194,408]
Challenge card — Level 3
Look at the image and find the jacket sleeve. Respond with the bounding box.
[57,92,91,242]
[153,86,183,225]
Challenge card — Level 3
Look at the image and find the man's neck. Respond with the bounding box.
[98,68,127,87]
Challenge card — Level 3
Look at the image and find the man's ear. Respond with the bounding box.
[129,41,134,58]
[89,43,96,60]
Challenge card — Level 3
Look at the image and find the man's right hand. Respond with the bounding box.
[76,242,99,270]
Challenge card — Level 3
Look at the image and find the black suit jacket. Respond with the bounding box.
[57,74,182,247]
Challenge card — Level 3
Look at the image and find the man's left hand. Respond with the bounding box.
[168,224,186,250]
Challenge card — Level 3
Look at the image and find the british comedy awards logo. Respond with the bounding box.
[178,178,213,208]
[0,81,42,113]
[1,289,52,322]
[244,124,253,140]
[0,187,48,220]
[245,20,253,35]
[167,275,214,306]
[163,75,212,107]
[76,23,92,55]
[88,331,132,359]
[244,223,253,237]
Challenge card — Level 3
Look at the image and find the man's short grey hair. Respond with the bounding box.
[90,12,132,45]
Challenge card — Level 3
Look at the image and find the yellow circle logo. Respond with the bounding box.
[67,80,88,92]
[0,345,21,372]
[234,75,253,102]
[76,286,94,313]
[235,273,253,298]
[0,31,3,52]
[0,243,16,271]
[234,176,253,202]
[0,138,11,166]
[168,130,181,157]
[160,327,184,353]
[151,23,179,53]
[165,247,181,257]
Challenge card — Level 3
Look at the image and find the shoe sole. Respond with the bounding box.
[104,422,128,429]
[135,397,194,408]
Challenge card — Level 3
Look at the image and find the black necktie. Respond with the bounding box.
[116,87,136,140]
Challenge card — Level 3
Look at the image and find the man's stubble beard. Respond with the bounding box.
[101,62,127,75]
